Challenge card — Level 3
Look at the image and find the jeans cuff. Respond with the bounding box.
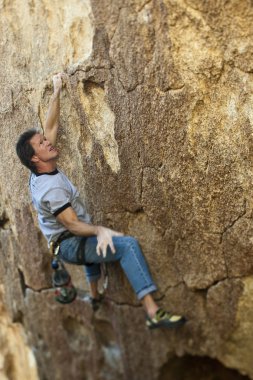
[86,274,101,283]
[137,285,157,300]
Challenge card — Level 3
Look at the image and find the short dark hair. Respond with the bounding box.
[16,128,39,173]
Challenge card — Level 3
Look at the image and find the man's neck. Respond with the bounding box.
[36,161,57,174]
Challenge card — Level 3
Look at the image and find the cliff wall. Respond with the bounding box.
[1,0,253,379]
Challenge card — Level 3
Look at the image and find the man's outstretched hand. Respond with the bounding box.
[96,226,124,258]
[52,73,64,95]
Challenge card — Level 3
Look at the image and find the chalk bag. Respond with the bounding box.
[51,259,77,304]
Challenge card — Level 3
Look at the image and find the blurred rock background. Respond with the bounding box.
[1,0,253,379]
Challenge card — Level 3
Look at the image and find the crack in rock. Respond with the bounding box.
[220,199,247,243]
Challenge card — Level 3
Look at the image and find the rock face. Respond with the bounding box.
[1,0,253,379]
[0,286,39,380]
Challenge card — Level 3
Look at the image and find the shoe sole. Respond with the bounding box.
[147,318,186,330]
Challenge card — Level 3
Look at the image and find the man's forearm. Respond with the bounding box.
[45,91,60,132]
[56,206,123,257]
[44,73,63,145]
[67,219,99,237]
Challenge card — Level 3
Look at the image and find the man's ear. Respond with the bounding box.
[31,155,39,163]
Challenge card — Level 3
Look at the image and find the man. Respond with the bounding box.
[16,73,186,329]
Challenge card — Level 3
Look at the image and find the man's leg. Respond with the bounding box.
[84,235,186,328]
[85,236,159,316]
[85,262,158,316]
[61,235,186,327]
[84,235,157,303]
[59,236,101,299]
[141,294,159,318]
[84,263,101,299]
[89,280,99,299]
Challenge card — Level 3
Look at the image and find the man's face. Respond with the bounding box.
[30,133,59,163]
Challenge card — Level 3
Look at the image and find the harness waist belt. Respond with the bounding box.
[56,231,75,245]
[55,231,91,266]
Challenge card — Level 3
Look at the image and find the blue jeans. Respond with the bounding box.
[59,235,157,300]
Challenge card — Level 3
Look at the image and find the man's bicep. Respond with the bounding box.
[56,206,78,228]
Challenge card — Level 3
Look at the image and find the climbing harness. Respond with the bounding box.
[49,232,109,305]
[50,241,77,304]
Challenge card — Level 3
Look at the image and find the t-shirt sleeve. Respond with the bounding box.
[42,187,72,216]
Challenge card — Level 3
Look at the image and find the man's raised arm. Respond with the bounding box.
[44,73,63,146]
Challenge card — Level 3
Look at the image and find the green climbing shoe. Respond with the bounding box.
[146,308,186,329]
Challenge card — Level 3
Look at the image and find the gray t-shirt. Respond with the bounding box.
[29,169,91,244]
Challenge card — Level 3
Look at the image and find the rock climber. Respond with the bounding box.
[16,73,186,329]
